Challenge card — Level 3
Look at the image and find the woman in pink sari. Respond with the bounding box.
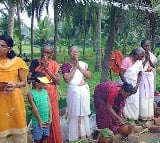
[29,44,62,143]
[119,47,145,123]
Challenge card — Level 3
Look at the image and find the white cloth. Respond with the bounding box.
[120,60,143,120]
[67,61,91,141]
[139,98,154,120]
[60,116,69,141]
[68,116,90,141]
[139,52,157,120]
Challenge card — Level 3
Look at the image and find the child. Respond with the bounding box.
[27,72,52,143]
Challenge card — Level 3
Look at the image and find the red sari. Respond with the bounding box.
[94,81,125,133]
[35,60,62,143]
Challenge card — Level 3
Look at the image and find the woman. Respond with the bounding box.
[29,44,62,143]
[119,47,145,122]
[139,40,157,121]
[0,35,28,142]
[94,82,134,133]
[61,46,91,141]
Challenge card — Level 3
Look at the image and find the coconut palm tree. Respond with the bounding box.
[0,0,16,37]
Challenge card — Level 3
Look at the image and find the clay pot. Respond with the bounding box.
[98,134,113,143]
[118,123,133,137]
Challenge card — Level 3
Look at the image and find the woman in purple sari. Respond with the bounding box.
[94,81,134,133]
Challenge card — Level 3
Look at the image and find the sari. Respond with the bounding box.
[62,61,91,141]
[120,57,143,120]
[94,81,125,133]
[139,52,157,120]
[0,57,28,138]
[30,59,62,143]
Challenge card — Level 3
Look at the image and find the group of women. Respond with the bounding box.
[0,35,158,142]
[0,35,91,143]
[94,41,157,133]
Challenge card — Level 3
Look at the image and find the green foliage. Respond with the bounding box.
[100,128,114,138]
[69,139,88,143]
[34,16,54,46]
[156,70,160,92]
[123,118,134,124]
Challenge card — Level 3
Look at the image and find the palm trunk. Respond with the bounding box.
[31,0,35,60]
[82,28,87,56]
[101,6,122,82]
[54,1,59,60]
[7,3,16,38]
[149,12,157,53]
[16,0,22,56]
[95,1,102,71]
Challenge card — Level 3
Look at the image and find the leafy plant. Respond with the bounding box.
[100,128,114,138]
[123,118,134,124]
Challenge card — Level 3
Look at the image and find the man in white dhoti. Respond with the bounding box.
[61,46,91,141]
[119,47,145,123]
[139,40,157,121]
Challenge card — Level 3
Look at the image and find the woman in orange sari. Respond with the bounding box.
[29,44,62,143]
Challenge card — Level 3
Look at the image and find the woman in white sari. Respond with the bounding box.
[61,46,91,141]
[139,40,157,121]
[119,47,145,122]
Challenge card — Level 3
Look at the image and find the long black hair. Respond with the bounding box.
[0,35,16,59]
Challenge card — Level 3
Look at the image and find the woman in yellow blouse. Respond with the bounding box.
[0,35,28,143]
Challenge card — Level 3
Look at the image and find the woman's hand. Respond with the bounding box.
[132,85,138,94]
[116,116,123,124]
[4,82,16,92]
[40,56,49,69]
[120,109,127,120]
[145,50,150,60]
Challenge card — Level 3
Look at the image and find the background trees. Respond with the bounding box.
[0,0,160,81]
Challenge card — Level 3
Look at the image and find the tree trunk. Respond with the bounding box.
[82,27,87,56]
[7,3,15,38]
[16,0,22,56]
[30,0,35,60]
[95,1,102,71]
[100,6,122,82]
[54,0,59,60]
[149,12,157,53]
